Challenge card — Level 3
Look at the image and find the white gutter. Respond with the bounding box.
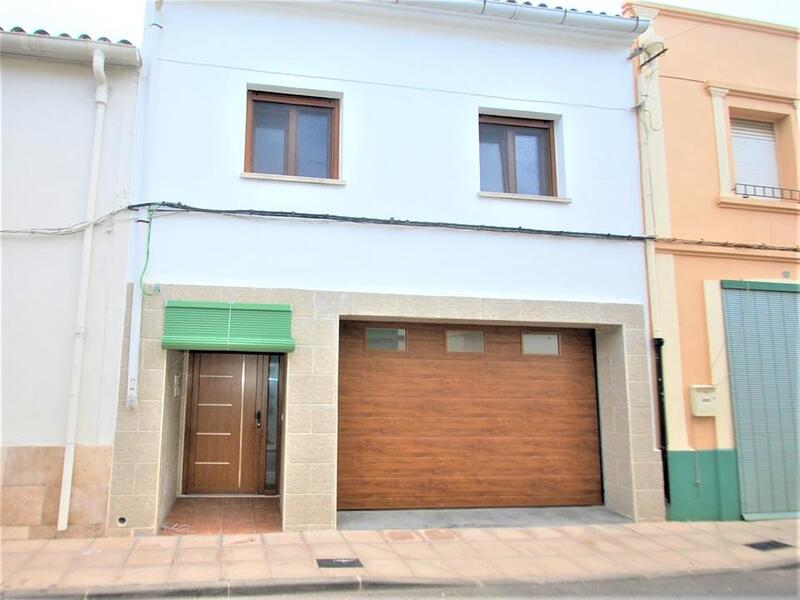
[57,49,109,532]
[126,2,164,409]
[368,0,649,34]
[0,31,140,67]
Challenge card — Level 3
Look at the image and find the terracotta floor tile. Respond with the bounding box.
[454,528,497,541]
[491,557,540,579]
[404,557,459,580]
[341,530,386,543]
[0,552,33,575]
[136,536,179,550]
[468,540,521,558]
[4,567,66,589]
[125,548,176,566]
[223,533,262,546]
[175,547,220,563]
[222,559,271,580]
[59,567,119,588]
[302,529,346,544]
[391,542,439,560]
[649,535,703,551]
[617,536,667,553]
[168,562,222,583]
[222,545,268,562]
[26,551,79,569]
[222,525,256,535]
[506,540,559,557]
[89,537,136,551]
[267,543,312,561]
[382,530,421,543]
[41,538,92,553]
[682,532,730,547]
[349,542,399,560]
[445,558,502,579]
[177,534,221,548]
[161,497,280,537]
[78,548,130,567]
[262,531,304,545]
[430,540,481,559]
[114,565,170,585]
[571,554,631,578]
[420,529,457,541]
[269,559,320,578]
[307,542,354,559]
[529,556,588,581]
[546,538,596,556]
[490,528,531,541]
[608,552,676,574]
[361,558,414,577]
[526,527,566,540]
[680,549,740,570]
[1,540,47,553]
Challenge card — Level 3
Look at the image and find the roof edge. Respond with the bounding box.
[624,2,799,36]
[0,30,141,67]
[366,0,649,37]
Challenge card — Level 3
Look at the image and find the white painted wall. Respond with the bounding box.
[139,1,647,304]
[1,55,139,445]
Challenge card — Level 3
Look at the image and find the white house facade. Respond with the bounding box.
[3,0,667,539]
[1,29,140,538]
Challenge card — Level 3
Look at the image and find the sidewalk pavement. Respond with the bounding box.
[1,519,797,598]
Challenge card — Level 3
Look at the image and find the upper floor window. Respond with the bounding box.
[479,115,555,196]
[731,118,780,191]
[245,91,340,179]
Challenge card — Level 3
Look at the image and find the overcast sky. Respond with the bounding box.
[2,0,797,45]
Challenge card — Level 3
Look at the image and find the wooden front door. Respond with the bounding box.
[184,353,265,494]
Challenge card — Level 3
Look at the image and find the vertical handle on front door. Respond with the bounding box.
[256,410,262,428]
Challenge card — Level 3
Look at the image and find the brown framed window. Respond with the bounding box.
[479,115,556,196]
[245,91,340,179]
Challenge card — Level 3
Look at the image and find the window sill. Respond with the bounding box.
[718,196,799,214]
[241,172,346,186]
[478,191,571,204]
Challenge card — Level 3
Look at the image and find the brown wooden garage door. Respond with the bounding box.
[337,321,602,510]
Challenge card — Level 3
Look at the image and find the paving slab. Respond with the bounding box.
[0,519,797,598]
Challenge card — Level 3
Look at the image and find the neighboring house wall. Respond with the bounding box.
[629,2,799,521]
[1,37,139,538]
[102,0,665,535]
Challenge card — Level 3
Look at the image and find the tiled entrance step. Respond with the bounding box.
[160,497,280,535]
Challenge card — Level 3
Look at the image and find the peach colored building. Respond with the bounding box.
[627,3,799,520]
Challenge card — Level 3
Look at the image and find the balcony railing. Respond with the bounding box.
[735,183,800,202]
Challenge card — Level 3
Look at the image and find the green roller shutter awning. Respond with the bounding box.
[162,300,295,352]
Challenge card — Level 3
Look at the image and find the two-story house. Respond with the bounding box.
[103,0,666,536]
[628,2,799,522]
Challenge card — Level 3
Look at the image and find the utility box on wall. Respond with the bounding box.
[690,385,717,417]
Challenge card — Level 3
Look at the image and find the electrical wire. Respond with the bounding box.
[5,200,797,253]
[138,205,160,296]
[0,206,130,235]
[128,201,800,254]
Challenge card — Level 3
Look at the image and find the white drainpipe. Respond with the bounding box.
[57,49,108,531]
[126,3,164,409]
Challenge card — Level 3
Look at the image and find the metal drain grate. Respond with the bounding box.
[316,558,363,568]
[745,540,793,551]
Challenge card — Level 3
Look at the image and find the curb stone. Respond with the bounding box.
[1,562,797,599]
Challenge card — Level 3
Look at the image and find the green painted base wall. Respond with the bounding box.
[667,450,741,521]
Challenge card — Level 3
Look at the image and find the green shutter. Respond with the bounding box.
[162,301,295,352]
[722,284,799,520]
